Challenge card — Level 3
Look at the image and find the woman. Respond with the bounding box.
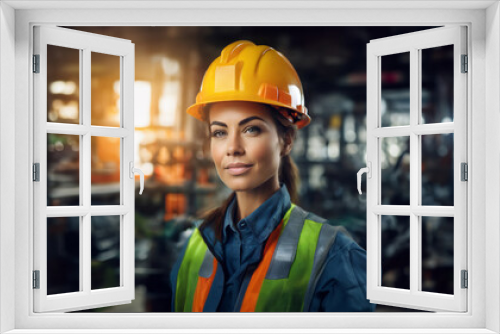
[170,40,376,312]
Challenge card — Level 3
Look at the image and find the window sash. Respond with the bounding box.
[366,26,467,312]
[32,25,136,313]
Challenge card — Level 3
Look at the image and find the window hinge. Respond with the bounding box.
[33,163,40,182]
[33,270,40,289]
[461,54,468,73]
[461,270,468,289]
[33,54,40,73]
[461,162,468,181]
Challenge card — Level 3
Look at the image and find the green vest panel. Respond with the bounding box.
[175,204,342,312]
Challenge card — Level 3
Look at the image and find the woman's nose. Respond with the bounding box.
[227,132,244,156]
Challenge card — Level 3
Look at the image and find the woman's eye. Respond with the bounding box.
[211,126,260,138]
[211,130,225,138]
[245,126,261,134]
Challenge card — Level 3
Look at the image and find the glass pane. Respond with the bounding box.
[47,45,80,124]
[91,52,120,127]
[381,52,410,127]
[421,45,454,124]
[381,215,410,289]
[380,136,410,205]
[47,134,80,206]
[91,216,120,290]
[91,136,121,206]
[422,133,454,206]
[422,216,454,294]
[47,217,80,295]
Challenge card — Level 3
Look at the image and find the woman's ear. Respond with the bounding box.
[281,130,294,157]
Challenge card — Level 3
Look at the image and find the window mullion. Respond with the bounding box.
[82,48,92,294]
[409,47,420,294]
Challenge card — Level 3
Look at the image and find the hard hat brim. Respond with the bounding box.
[186,96,311,129]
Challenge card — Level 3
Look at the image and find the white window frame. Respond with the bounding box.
[1,1,499,333]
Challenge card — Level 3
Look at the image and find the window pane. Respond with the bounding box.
[47,45,80,124]
[380,136,410,205]
[381,215,410,290]
[422,216,454,294]
[47,134,80,206]
[91,136,121,206]
[381,52,410,127]
[91,216,120,290]
[47,217,80,295]
[422,133,454,206]
[421,45,454,124]
[91,52,120,127]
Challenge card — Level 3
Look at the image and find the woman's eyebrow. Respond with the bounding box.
[210,116,266,127]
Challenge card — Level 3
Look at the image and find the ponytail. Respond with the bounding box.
[279,154,300,205]
[198,103,300,242]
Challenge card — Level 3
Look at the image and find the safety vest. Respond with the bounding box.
[174,203,345,312]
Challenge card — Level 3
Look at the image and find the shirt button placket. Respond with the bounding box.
[239,221,251,244]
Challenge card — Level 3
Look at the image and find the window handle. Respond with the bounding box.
[357,162,371,195]
[129,161,144,195]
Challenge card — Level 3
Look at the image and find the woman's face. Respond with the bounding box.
[208,101,289,193]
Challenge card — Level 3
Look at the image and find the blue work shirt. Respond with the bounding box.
[170,183,377,312]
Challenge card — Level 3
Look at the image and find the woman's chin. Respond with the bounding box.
[223,178,257,192]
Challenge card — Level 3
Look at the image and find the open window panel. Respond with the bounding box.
[365,26,467,312]
[33,25,136,312]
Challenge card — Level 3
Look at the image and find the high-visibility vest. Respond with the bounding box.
[174,203,346,312]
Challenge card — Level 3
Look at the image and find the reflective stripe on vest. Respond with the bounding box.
[174,204,342,312]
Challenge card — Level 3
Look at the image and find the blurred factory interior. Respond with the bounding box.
[45,26,454,312]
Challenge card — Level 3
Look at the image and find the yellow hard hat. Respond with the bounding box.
[186,40,311,129]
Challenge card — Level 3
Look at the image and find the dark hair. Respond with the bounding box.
[198,102,300,241]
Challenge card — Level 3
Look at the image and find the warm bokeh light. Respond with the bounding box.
[134,81,152,128]
[159,81,179,127]
[50,80,77,95]
[114,80,152,128]
[50,99,79,121]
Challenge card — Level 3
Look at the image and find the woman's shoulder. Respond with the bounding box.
[301,208,363,254]
[193,219,204,228]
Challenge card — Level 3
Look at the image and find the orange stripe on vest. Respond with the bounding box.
[192,257,218,312]
[239,219,284,312]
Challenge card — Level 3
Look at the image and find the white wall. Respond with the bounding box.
[3,2,499,333]
[0,2,16,333]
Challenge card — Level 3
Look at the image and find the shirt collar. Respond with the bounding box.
[222,183,292,243]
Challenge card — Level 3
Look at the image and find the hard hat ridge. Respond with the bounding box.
[219,40,255,64]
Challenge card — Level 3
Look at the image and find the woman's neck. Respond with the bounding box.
[233,177,280,222]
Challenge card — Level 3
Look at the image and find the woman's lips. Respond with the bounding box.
[226,165,253,176]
